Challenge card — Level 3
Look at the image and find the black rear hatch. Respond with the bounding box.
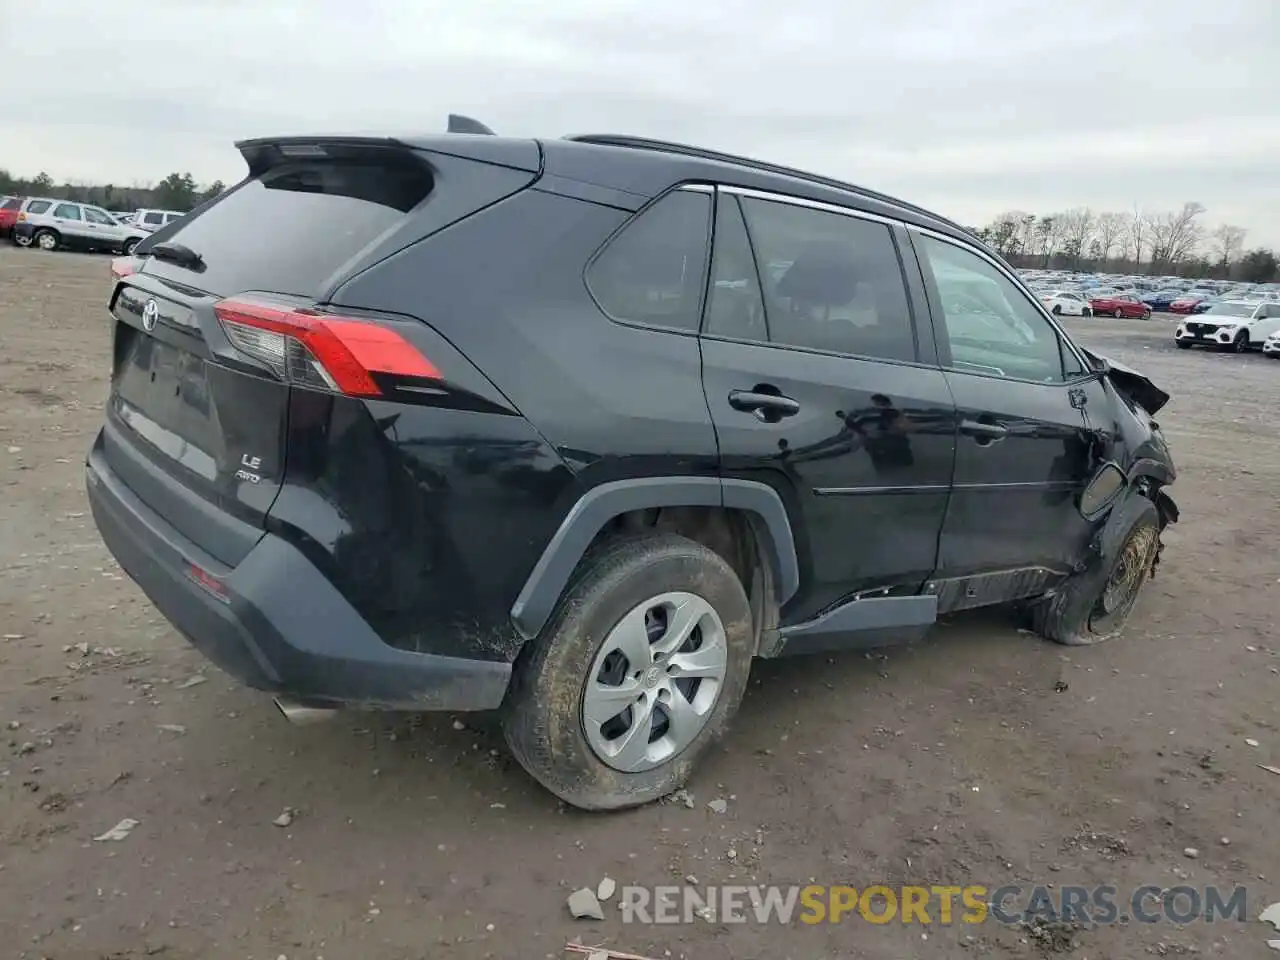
[104,137,534,565]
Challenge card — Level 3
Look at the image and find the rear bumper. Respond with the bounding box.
[85,433,511,711]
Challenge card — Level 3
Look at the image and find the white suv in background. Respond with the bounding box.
[11,198,148,254]
[1174,300,1280,352]
[131,208,186,233]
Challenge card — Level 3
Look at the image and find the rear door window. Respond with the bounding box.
[736,196,918,363]
[143,212,165,226]
[54,203,82,220]
[145,159,435,296]
[85,207,115,225]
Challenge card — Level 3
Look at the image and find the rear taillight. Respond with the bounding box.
[110,257,136,279]
[16,212,26,222]
[213,295,439,398]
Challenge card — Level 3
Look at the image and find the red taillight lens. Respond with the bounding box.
[213,295,439,398]
[110,257,135,279]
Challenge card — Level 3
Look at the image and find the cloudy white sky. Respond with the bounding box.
[3,0,1278,245]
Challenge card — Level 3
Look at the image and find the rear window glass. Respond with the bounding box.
[148,159,433,296]
[1,197,21,211]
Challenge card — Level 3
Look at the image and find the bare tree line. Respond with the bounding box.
[974,203,1276,283]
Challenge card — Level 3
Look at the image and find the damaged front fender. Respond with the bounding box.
[1082,348,1170,416]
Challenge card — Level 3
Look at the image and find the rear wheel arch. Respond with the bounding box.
[509,477,798,645]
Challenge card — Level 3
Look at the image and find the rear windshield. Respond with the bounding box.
[146,159,434,296]
[1,197,21,211]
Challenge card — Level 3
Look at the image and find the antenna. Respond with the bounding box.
[447,114,496,136]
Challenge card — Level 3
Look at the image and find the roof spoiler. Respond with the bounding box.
[447,114,496,136]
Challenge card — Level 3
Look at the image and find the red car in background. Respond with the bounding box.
[1088,292,1152,319]
[1169,294,1209,314]
[0,196,24,239]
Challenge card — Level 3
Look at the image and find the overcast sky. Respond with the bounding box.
[3,0,1278,246]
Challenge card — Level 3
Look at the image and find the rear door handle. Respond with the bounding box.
[728,389,800,421]
[959,419,1009,442]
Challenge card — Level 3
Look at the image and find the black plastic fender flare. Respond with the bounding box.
[1091,488,1162,571]
[509,476,799,641]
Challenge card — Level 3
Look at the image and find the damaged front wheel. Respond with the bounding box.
[1033,495,1162,646]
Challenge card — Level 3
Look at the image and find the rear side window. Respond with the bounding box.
[586,189,712,333]
[737,196,917,362]
[53,203,82,220]
[150,159,434,296]
[26,200,51,215]
[143,212,164,225]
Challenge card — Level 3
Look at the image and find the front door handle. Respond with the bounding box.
[959,419,1009,443]
[728,389,800,422]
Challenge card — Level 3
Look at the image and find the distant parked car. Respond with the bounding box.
[1089,293,1152,319]
[1141,290,1185,312]
[131,209,186,233]
[0,195,23,238]
[1262,330,1280,358]
[1038,290,1092,316]
[1168,294,1208,314]
[109,211,135,224]
[1174,301,1280,351]
[11,198,148,254]
[1190,296,1223,315]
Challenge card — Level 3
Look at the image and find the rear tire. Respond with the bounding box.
[122,237,139,255]
[34,229,59,252]
[502,532,754,811]
[1052,304,1062,315]
[1033,495,1161,646]
[1175,340,1192,349]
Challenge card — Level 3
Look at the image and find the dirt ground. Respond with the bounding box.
[1,246,1278,960]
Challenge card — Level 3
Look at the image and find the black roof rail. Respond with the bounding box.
[565,133,965,233]
[448,114,496,135]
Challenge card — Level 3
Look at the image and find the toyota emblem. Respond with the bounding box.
[141,299,159,332]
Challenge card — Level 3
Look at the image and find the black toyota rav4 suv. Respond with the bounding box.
[87,117,1178,810]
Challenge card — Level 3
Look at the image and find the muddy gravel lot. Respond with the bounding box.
[1,247,1278,960]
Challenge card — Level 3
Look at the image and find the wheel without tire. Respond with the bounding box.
[502,532,754,811]
[1033,495,1161,646]
[34,229,59,252]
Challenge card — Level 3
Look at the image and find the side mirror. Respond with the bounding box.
[1079,462,1126,520]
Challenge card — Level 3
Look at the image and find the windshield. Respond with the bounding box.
[1204,303,1254,318]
